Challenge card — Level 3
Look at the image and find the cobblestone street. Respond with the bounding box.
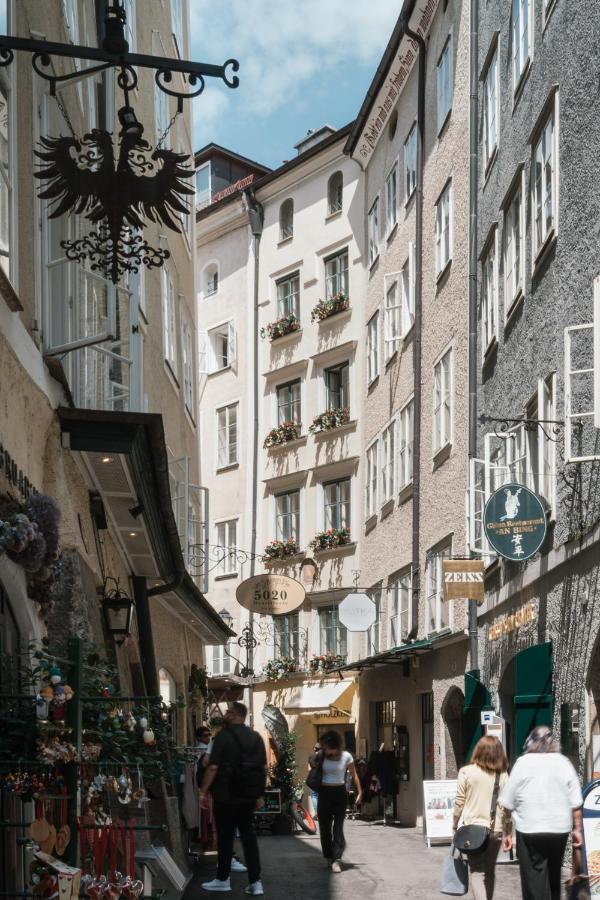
[184,819,523,899]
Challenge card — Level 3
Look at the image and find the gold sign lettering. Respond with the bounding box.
[487,602,536,641]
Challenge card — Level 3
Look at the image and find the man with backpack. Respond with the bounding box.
[199,701,267,896]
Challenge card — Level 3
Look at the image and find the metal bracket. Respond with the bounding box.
[479,414,565,443]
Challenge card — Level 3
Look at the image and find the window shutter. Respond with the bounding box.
[227,320,236,364]
[467,457,486,555]
[564,320,598,463]
[198,330,208,374]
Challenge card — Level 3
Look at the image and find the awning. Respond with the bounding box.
[284,679,355,714]
[338,638,434,672]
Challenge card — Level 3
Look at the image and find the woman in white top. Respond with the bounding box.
[309,730,362,873]
[499,725,583,900]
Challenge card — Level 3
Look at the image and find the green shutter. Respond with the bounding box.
[464,670,493,761]
[514,642,553,756]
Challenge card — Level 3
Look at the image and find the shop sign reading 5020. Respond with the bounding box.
[484,483,547,562]
[236,573,306,615]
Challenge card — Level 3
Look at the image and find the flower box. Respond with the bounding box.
[309,652,346,675]
[308,407,350,434]
[310,292,350,323]
[262,657,300,681]
[310,527,351,552]
[260,314,300,341]
[263,421,301,449]
[263,538,300,562]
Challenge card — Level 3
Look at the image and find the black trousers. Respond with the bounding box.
[318,786,347,861]
[214,801,261,883]
[516,831,569,900]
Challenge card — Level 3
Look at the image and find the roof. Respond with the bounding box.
[194,142,271,175]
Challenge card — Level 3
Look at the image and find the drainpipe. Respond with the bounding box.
[468,0,479,674]
[133,575,160,696]
[243,189,264,726]
[401,11,425,640]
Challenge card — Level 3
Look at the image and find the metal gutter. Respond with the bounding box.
[468,0,479,672]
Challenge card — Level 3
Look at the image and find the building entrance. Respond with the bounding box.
[499,642,552,761]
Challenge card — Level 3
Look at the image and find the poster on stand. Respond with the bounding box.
[582,779,600,891]
[423,779,457,846]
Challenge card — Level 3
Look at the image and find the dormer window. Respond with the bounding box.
[279,198,294,241]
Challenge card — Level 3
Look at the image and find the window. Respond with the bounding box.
[532,102,557,258]
[274,612,300,660]
[512,0,531,89]
[182,317,194,412]
[155,81,169,146]
[215,519,237,576]
[437,36,453,131]
[384,278,401,359]
[389,569,411,645]
[211,643,231,676]
[122,0,136,53]
[207,321,236,372]
[196,163,211,207]
[481,231,498,357]
[217,403,238,468]
[426,542,452,634]
[203,262,219,297]
[564,295,600,464]
[366,441,378,518]
[504,176,524,311]
[398,398,414,488]
[367,313,379,383]
[368,197,380,266]
[433,348,453,454]
[380,422,395,504]
[0,37,12,281]
[279,198,294,241]
[385,162,398,235]
[323,478,351,531]
[158,667,177,742]
[277,379,301,426]
[325,248,349,299]
[402,244,416,334]
[368,587,382,655]
[319,606,347,658]
[162,268,177,371]
[325,361,349,410]
[483,49,498,167]
[171,0,184,55]
[435,181,452,275]
[404,124,417,200]
[276,271,300,318]
[275,490,300,543]
[327,171,343,214]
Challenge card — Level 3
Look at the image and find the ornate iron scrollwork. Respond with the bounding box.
[479,414,564,443]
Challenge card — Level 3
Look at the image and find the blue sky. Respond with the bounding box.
[189,1,400,169]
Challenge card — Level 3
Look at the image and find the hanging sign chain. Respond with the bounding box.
[54,91,77,140]
[156,109,181,151]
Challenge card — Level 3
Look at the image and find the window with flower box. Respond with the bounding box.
[273,612,300,661]
[275,490,300,544]
[319,606,347,658]
[323,478,351,532]
[277,379,301,427]
[277,271,300,319]
[325,361,350,411]
[325,248,349,300]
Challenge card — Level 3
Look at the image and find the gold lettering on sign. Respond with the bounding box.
[442,560,485,602]
[487,602,536,641]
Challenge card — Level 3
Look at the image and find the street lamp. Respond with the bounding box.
[300,557,318,590]
[101,577,135,645]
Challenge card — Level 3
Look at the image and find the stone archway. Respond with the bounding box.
[442,686,465,778]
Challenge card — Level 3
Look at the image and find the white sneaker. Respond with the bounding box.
[331,861,342,873]
[231,858,248,873]
[201,878,231,893]
[245,882,264,896]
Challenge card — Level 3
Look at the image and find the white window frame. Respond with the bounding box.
[324,248,349,299]
[435,180,453,276]
[425,540,453,636]
[385,160,399,236]
[368,196,380,267]
[365,439,379,519]
[276,378,302,428]
[531,94,559,262]
[122,0,137,53]
[503,170,525,318]
[276,270,300,318]
[564,280,600,463]
[433,346,453,456]
[322,477,352,532]
[404,123,417,202]
[512,0,532,92]
[279,198,294,241]
[480,227,499,359]
[205,319,236,374]
[214,518,238,577]
[436,34,453,133]
[367,311,379,384]
[327,170,343,215]
[201,260,219,299]
[482,46,499,169]
[171,0,185,56]
[211,642,232,676]
[384,275,401,361]
[389,568,412,646]
[275,489,300,544]
[162,266,177,372]
[181,310,194,414]
[398,396,414,490]
[402,243,416,335]
[380,419,396,505]
[216,402,238,470]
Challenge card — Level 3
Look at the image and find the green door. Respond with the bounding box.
[463,670,493,762]
[514,642,553,756]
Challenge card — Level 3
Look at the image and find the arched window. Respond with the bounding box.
[327,171,343,215]
[202,262,219,298]
[279,198,294,241]
[159,667,176,705]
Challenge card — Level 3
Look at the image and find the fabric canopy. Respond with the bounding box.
[284,679,355,714]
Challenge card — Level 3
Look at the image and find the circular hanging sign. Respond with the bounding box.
[339,592,376,632]
[236,573,305,615]
[484,482,547,561]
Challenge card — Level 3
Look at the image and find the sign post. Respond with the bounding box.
[484,483,547,561]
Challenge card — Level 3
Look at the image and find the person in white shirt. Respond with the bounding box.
[308,731,362,873]
[499,725,583,900]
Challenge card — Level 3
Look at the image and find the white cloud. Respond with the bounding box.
[189,0,399,128]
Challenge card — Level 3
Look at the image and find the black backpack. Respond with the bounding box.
[227,728,267,801]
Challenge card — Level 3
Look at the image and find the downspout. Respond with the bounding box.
[243,188,264,726]
[401,12,425,640]
[468,0,479,673]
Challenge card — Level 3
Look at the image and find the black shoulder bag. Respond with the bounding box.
[306,752,324,793]
[453,772,501,855]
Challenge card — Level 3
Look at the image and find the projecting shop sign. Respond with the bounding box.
[442,560,485,602]
[483,483,547,562]
[236,574,305,615]
[339,592,376,632]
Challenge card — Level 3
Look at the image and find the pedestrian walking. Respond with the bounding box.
[308,730,362,873]
[451,736,512,900]
[499,725,583,900]
[199,702,267,896]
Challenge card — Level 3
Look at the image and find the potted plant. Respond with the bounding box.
[308,652,346,675]
[263,421,301,449]
[310,291,350,322]
[262,657,299,681]
[260,313,300,341]
[308,407,350,434]
[309,527,351,552]
[263,538,299,562]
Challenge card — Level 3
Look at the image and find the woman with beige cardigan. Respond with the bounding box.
[452,736,513,900]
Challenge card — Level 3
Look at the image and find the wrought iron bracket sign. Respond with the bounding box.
[479,414,564,443]
[483,482,547,561]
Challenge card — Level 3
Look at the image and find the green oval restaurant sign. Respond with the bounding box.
[484,483,547,561]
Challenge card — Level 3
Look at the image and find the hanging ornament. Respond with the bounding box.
[142,728,155,747]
